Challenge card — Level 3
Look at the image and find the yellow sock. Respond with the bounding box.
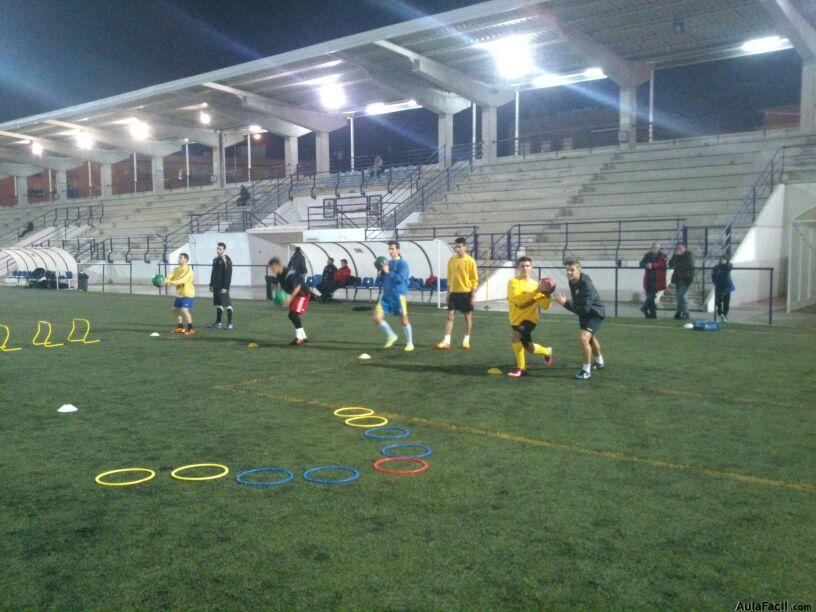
[533,344,550,356]
[512,342,526,370]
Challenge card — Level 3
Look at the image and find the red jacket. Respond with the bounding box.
[640,250,667,292]
[335,266,352,284]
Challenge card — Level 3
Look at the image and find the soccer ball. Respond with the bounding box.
[151,274,165,288]
[540,277,556,295]
[273,288,287,305]
[374,256,388,270]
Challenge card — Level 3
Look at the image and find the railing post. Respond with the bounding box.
[506,229,512,261]
[752,186,757,221]
[768,268,773,326]
[473,227,479,260]
[704,227,709,258]
[614,266,619,318]
[681,225,688,246]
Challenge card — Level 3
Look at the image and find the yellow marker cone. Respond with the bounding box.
[0,324,22,352]
[487,367,503,375]
[32,321,63,348]
[247,342,259,348]
[67,318,101,344]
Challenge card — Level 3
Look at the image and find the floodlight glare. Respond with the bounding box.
[478,35,534,79]
[319,83,346,109]
[199,111,211,125]
[30,141,43,156]
[365,102,387,115]
[248,125,263,133]
[741,36,789,54]
[532,73,568,88]
[252,133,262,141]
[75,132,94,149]
[583,67,606,79]
[129,120,150,140]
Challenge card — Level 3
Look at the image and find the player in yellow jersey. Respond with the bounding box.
[163,252,196,336]
[506,256,553,377]
[437,237,479,350]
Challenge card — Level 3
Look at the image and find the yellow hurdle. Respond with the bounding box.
[32,320,64,348]
[0,324,22,352]
[67,318,101,345]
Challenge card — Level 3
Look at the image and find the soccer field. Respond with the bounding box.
[1,289,814,608]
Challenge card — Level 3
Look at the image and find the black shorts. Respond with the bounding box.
[213,290,232,308]
[448,292,473,313]
[511,320,536,346]
[579,316,603,334]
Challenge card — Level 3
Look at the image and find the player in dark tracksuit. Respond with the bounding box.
[553,259,606,380]
[209,242,234,329]
[267,257,312,345]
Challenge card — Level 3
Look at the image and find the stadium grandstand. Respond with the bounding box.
[1,0,815,319]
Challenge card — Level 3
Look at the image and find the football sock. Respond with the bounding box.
[404,324,413,345]
[512,342,526,370]
[295,327,306,340]
[532,344,550,356]
[186,323,194,331]
[379,321,395,337]
[582,362,591,373]
[444,334,451,344]
[176,320,183,329]
[216,308,223,323]
[226,307,233,324]
[594,355,604,365]
[462,335,470,345]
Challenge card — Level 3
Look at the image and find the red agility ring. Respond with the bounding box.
[373,457,429,475]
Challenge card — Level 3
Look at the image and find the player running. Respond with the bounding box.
[163,252,196,336]
[374,241,414,351]
[437,236,478,350]
[208,242,234,329]
[506,256,553,378]
[553,259,606,380]
[267,257,312,345]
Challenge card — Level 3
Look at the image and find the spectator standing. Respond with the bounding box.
[711,255,735,323]
[669,244,695,320]
[208,242,234,329]
[238,185,250,207]
[370,154,384,177]
[639,242,667,319]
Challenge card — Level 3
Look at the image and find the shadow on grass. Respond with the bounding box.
[359,361,563,378]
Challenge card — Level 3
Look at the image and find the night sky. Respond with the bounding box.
[0,0,803,149]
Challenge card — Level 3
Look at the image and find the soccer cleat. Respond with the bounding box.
[436,341,452,350]
[172,327,186,334]
[720,315,728,323]
[544,347,553,366]
[404,343,415,352]
[290,338,305,346]
[384,335,399,349]
[592,361,604,370]
[507,369,527,378]
[184,328,196,336]
[223,323,234,330]
[574,370,591,380]
[207,322,222,329]
[462,341,471,350]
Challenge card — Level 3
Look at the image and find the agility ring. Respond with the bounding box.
[373,457,429,475]
[380,443,432,458]
[67,318,101,344]
[32,320,63,348]
[363,426,410,440]
[235,467,294,487]
[0,324,22,352]
[95,467,156,487]
[302,465,360,484]
[171,463,229,481]
[333,407,374,418]
[344,415,389,428]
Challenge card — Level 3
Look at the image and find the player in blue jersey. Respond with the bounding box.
[373,241,414,351]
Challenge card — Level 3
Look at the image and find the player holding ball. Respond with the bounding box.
[506,256,554,378]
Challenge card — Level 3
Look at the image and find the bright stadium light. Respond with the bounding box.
[30,141,43,156]
[319,82,346,109]
[741,36,789,54]
[365,99,421,116]
[531,73,569,88]
[477,35,534,79]
[199,111,211,125]
[583,67,606,79]
[248,125,263,133]
[129,120,150,140]
[75,131,94,149]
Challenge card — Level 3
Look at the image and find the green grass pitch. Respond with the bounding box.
[1,289,814,608]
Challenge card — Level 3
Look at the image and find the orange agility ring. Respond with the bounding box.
[373,457,429,475]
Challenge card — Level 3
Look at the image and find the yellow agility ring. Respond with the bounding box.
[171,463,229,481]
[95,467,156,487]
[344,415,389,428]
[333,407,375,418]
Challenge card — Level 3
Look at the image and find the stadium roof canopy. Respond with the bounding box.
[0,0,814,166]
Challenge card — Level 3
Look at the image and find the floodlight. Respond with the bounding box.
[252,133,262,141]
[583,67,606,79]
[365,102,387,115]
[478,35,534,79]
[75,132,94,149]
[531,73,568,88]
[129,120,150,140]
[199,111,211,125]
[319,83,346,109]
[741,36,789,54]
[30,141,43,156]
[248,125,263,133]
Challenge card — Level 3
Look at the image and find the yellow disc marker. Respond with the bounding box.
[344,415,389,428]
[95,467,156,487]
[333,407,375,418]
[171,463,229,481]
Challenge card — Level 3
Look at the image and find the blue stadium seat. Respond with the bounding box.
[440,279,448,291]
[312,273,322,286]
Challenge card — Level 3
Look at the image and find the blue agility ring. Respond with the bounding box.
[302,465,360,485]
[236,467,295,487]
[380,443,432,458]
[363,426,410,440]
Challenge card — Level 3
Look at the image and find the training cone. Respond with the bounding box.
[150,332,160,337]
[247,342,259,349]
[57,404,78,413]
[487,367,503,375]
[358,353,371,360]
[683,323,694,330]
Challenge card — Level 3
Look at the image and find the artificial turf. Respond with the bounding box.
[1,289,814,609]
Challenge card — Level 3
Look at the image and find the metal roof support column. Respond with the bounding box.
[101,164,112,197]
[619,86,638,149]
[438,112,453,167]
[152,156,165,193]
[14,175,28,206]
[285,136,298,176]
[481,106,497,163]
[56,170,67,202]
[514,91,520,157]
[316,131,330,174]
[801,60,816,133]
[246,133,252,180]
[349,117,355,171]
[216,132,226,188]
